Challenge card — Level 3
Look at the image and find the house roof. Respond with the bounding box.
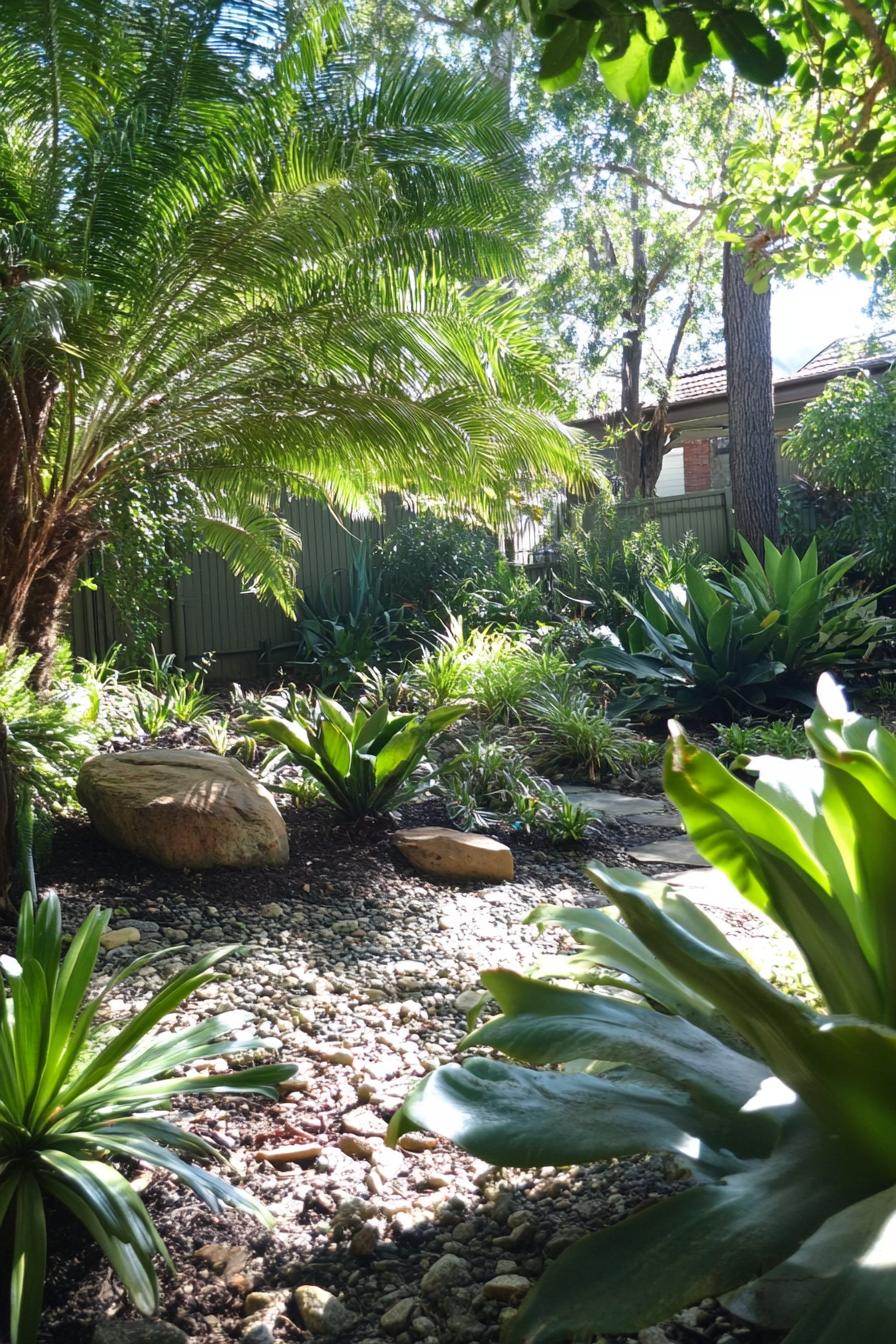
[572,330,896,442]
[794,330,896,378]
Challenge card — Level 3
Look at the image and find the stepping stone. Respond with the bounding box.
[628,835,708,867]
[562,788,678,821]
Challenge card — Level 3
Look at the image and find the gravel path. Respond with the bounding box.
[19,800,773,1344]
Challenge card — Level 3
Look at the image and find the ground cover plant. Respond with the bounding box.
[715,717,809,762]
[392,674,896,1341]
[0,889,293,1344]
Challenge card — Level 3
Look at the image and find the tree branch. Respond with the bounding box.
[591,162,714,212]
[841,0,896,89]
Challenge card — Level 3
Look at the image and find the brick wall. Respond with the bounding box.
[684,438,712,492]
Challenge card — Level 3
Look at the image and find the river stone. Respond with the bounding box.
[392,827,513,882]
[77,749,288,870]
[292,1285,358,1335]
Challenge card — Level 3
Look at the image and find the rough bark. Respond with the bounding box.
[723,241,779,551]
[0,330,94,685]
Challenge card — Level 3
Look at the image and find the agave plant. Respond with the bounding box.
[0,890,294,1344]
[248,695,468,817]
[391,675,896,1342]
[585,563,786,716]
[732,536,891,677]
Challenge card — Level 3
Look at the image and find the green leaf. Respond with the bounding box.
[709,11,787,86]
[391,1056,747,1175]
[466,969,771,1118]
[9,1174,47,1344]
[503,1126,860,1343]
[597,31,654,108]
[538,20,593,92]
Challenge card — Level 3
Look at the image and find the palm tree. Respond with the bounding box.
[0,0,592,682]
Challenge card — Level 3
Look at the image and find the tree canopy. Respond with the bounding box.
[0,0,593,665]
[468,1,896,274]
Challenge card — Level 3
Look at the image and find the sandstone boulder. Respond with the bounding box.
[77,749,288,870]
[391,826,513,882]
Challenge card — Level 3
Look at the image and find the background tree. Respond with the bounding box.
[352,1,732,495]
[0,0,592,681]
[530,74,732,496]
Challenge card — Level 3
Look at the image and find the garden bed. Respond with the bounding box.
[15,801,771,1344]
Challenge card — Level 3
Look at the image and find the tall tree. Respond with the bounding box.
[723,241,778,549]
[353,1,731,495]
[0,0,591,679]
[530,77,730,495]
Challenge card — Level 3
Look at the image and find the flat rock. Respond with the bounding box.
[77,749,288,870]
[392,827,513,882]
[482,1274,531,1303]
[100,927,140,950]
[380,1297,417,1334]
[627,835,708,867]
[420,1253,471,1295]
[562,788,673,819]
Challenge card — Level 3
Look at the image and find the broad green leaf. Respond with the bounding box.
[466,969,771,1118]
[391,1055,745,1175]
[504,1126,860,1343]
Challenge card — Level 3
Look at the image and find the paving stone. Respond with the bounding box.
[627,836,708,867]
[561,788,672,818]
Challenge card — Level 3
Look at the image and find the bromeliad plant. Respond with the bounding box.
[248,696,468,818]
[391,675,896,1343]
[0,891,294,1344]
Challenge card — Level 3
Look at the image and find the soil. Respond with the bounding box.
[11,796,776,1344]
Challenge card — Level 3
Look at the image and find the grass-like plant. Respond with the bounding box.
[0,891,294,1344]
[392,675,896,1341]
[249,695,468,818]
[521,686,658,780]
[715,716,809,761]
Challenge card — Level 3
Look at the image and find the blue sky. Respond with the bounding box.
[772,273,883,374]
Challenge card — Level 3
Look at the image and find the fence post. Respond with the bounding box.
[723,487,734,555]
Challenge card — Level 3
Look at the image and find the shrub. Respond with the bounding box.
[0,648,96,810]
[784,366,896,578]
[553,506,711,626]
[391,676,896,1342]
[406,619,573,722]
[375,512,500,617]
[520,685,659,781]
[438,736,594,842]
[0,890,293,1344]
[270,543,407,691]
[248,696,467,818]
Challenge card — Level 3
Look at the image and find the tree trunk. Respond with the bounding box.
[0,360,94,686]
[723,242,779,551]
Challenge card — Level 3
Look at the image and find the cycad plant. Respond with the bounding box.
[0,0,590,681]
[0,889,294,1344]
[392,676,896,1342]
